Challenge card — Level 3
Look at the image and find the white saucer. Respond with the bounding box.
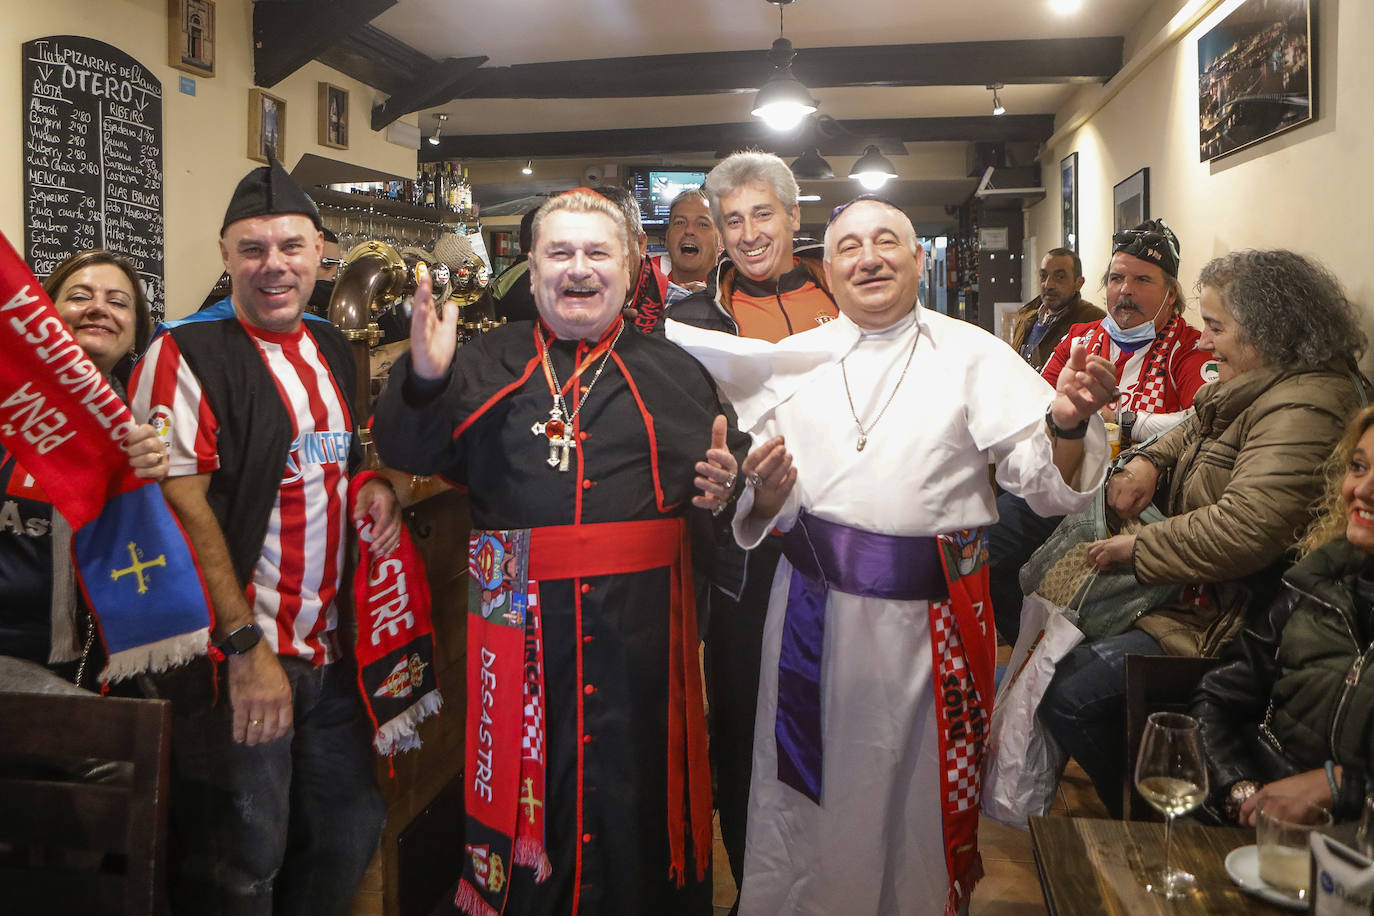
[1224,844,1305,911]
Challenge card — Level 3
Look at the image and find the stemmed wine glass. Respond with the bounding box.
[1134,711,1209,898]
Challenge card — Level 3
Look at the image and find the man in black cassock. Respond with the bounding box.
[372,188,748,916]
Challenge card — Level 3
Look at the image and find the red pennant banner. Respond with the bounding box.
[0,231,141,529]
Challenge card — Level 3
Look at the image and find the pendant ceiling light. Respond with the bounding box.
[752,1,817,132]
[790,148,835,180]
[522,160,534,175]
[848,145,898,190]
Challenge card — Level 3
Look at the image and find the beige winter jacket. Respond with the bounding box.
[1129,362,1366,656]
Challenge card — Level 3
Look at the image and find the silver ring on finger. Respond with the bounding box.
[748,472,764,489]
[723,472,737,490]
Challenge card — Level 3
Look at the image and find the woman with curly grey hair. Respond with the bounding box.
[1039,248,1371,817]
[1197,248,1364,376]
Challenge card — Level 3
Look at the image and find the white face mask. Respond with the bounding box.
[1103,293,1169,347]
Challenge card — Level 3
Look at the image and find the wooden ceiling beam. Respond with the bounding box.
[445,38,1122,100]
[369,56,489,131]
[252,0,397,88]
[419,115,1055,161]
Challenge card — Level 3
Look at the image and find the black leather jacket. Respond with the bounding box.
[1190,537,1374,822]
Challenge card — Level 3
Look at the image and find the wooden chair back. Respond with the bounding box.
[1122,653,1220,821]
[0,691,172,915]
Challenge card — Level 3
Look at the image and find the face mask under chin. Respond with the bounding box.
[1103,298,1169,348]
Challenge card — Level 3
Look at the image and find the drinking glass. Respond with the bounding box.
[1357,794,1374,857]
[1256,796,1331,898]
[1134,711,1209,898]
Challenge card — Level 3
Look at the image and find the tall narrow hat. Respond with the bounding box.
[220,154,324,235]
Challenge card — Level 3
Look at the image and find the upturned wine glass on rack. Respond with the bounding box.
[1134,711,1209,898]
[337,212,356,252]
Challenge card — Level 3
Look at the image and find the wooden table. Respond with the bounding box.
[1029,815,1291,914]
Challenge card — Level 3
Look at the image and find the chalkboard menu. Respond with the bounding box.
[22,36,165,319]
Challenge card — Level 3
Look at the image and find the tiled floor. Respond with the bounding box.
[710,645,1111,915]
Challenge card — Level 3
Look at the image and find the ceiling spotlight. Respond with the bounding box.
[790,148,835,180]
[522,160,533,175]
[752,1,817,132]
[988,83,1006,116]
[1051,0,1083,12]
[848,145,898,190]
[428,113,447,147]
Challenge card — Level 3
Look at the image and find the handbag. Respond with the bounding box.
[1017,439,1179,642]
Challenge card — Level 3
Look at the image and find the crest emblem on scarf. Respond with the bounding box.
[372,653,429,699]
[465,844,506,892]
[938,528,988,580]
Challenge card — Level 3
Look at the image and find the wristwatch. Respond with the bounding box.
[1119,409,1138,444]
[1044,405,1089,440]
[217,623,263,656]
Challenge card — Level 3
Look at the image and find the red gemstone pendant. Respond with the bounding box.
[544,419,565,439]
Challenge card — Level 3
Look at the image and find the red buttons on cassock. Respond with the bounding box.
[578,431,589,441]
[582,479,593,489]
[580,583,592,594]
[582,734,592,744]
[582,833,593,843]
[583,635,594,643]
[584,684,595,695]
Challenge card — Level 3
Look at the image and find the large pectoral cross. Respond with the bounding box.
[531,407,576,472]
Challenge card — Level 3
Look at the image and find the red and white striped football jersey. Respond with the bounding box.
[130,321,352,664]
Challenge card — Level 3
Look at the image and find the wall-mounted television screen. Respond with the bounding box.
[628,167,709,227]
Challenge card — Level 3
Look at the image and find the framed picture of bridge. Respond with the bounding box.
[1198,0,1312,161]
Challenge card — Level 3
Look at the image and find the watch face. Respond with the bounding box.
[225,624,262,653]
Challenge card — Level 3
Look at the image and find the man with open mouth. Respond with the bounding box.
[663,188,721,304]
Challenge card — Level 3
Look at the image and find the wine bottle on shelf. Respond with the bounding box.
[422,165,435,207]
[459,166,473,214]
[447,164,460,211]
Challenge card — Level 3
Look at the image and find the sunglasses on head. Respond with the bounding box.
[1112,228,1179,264]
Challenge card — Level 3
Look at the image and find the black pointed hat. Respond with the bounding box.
[220,154,323,235]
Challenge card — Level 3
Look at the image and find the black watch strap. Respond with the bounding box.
[1044,404,1089,440]
[218,623,263,655]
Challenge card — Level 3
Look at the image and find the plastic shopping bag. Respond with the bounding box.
[980,593,1084,828]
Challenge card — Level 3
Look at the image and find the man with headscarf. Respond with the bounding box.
[129,158,401,915]
[988,220,1214,642]
[666,194,1114,914]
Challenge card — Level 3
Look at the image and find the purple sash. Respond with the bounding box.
[776,512,948,802]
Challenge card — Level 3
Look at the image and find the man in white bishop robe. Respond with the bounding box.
[669,196,1116,915]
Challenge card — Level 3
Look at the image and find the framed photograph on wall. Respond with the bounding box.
[318,82,349,150]
[1060,152,1078,251]
[1113,168,1150,233]
[1198,0,1313,161]
[248,88,286,164]
[167,0,215,78]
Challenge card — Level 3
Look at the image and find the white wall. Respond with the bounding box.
[1026,0,1374,366]
[4,0,418,318]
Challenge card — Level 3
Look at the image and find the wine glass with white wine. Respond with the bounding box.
[1134,711,1209,898]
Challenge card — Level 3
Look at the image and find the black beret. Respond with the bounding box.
[221,155,324,235]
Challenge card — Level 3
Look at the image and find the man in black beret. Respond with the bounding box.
[130,157,401,915]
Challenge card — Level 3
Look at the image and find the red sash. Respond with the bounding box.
[457,518,710,916]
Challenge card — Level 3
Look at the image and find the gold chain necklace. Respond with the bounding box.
[840,325,920,451]
[530,322,624,471]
